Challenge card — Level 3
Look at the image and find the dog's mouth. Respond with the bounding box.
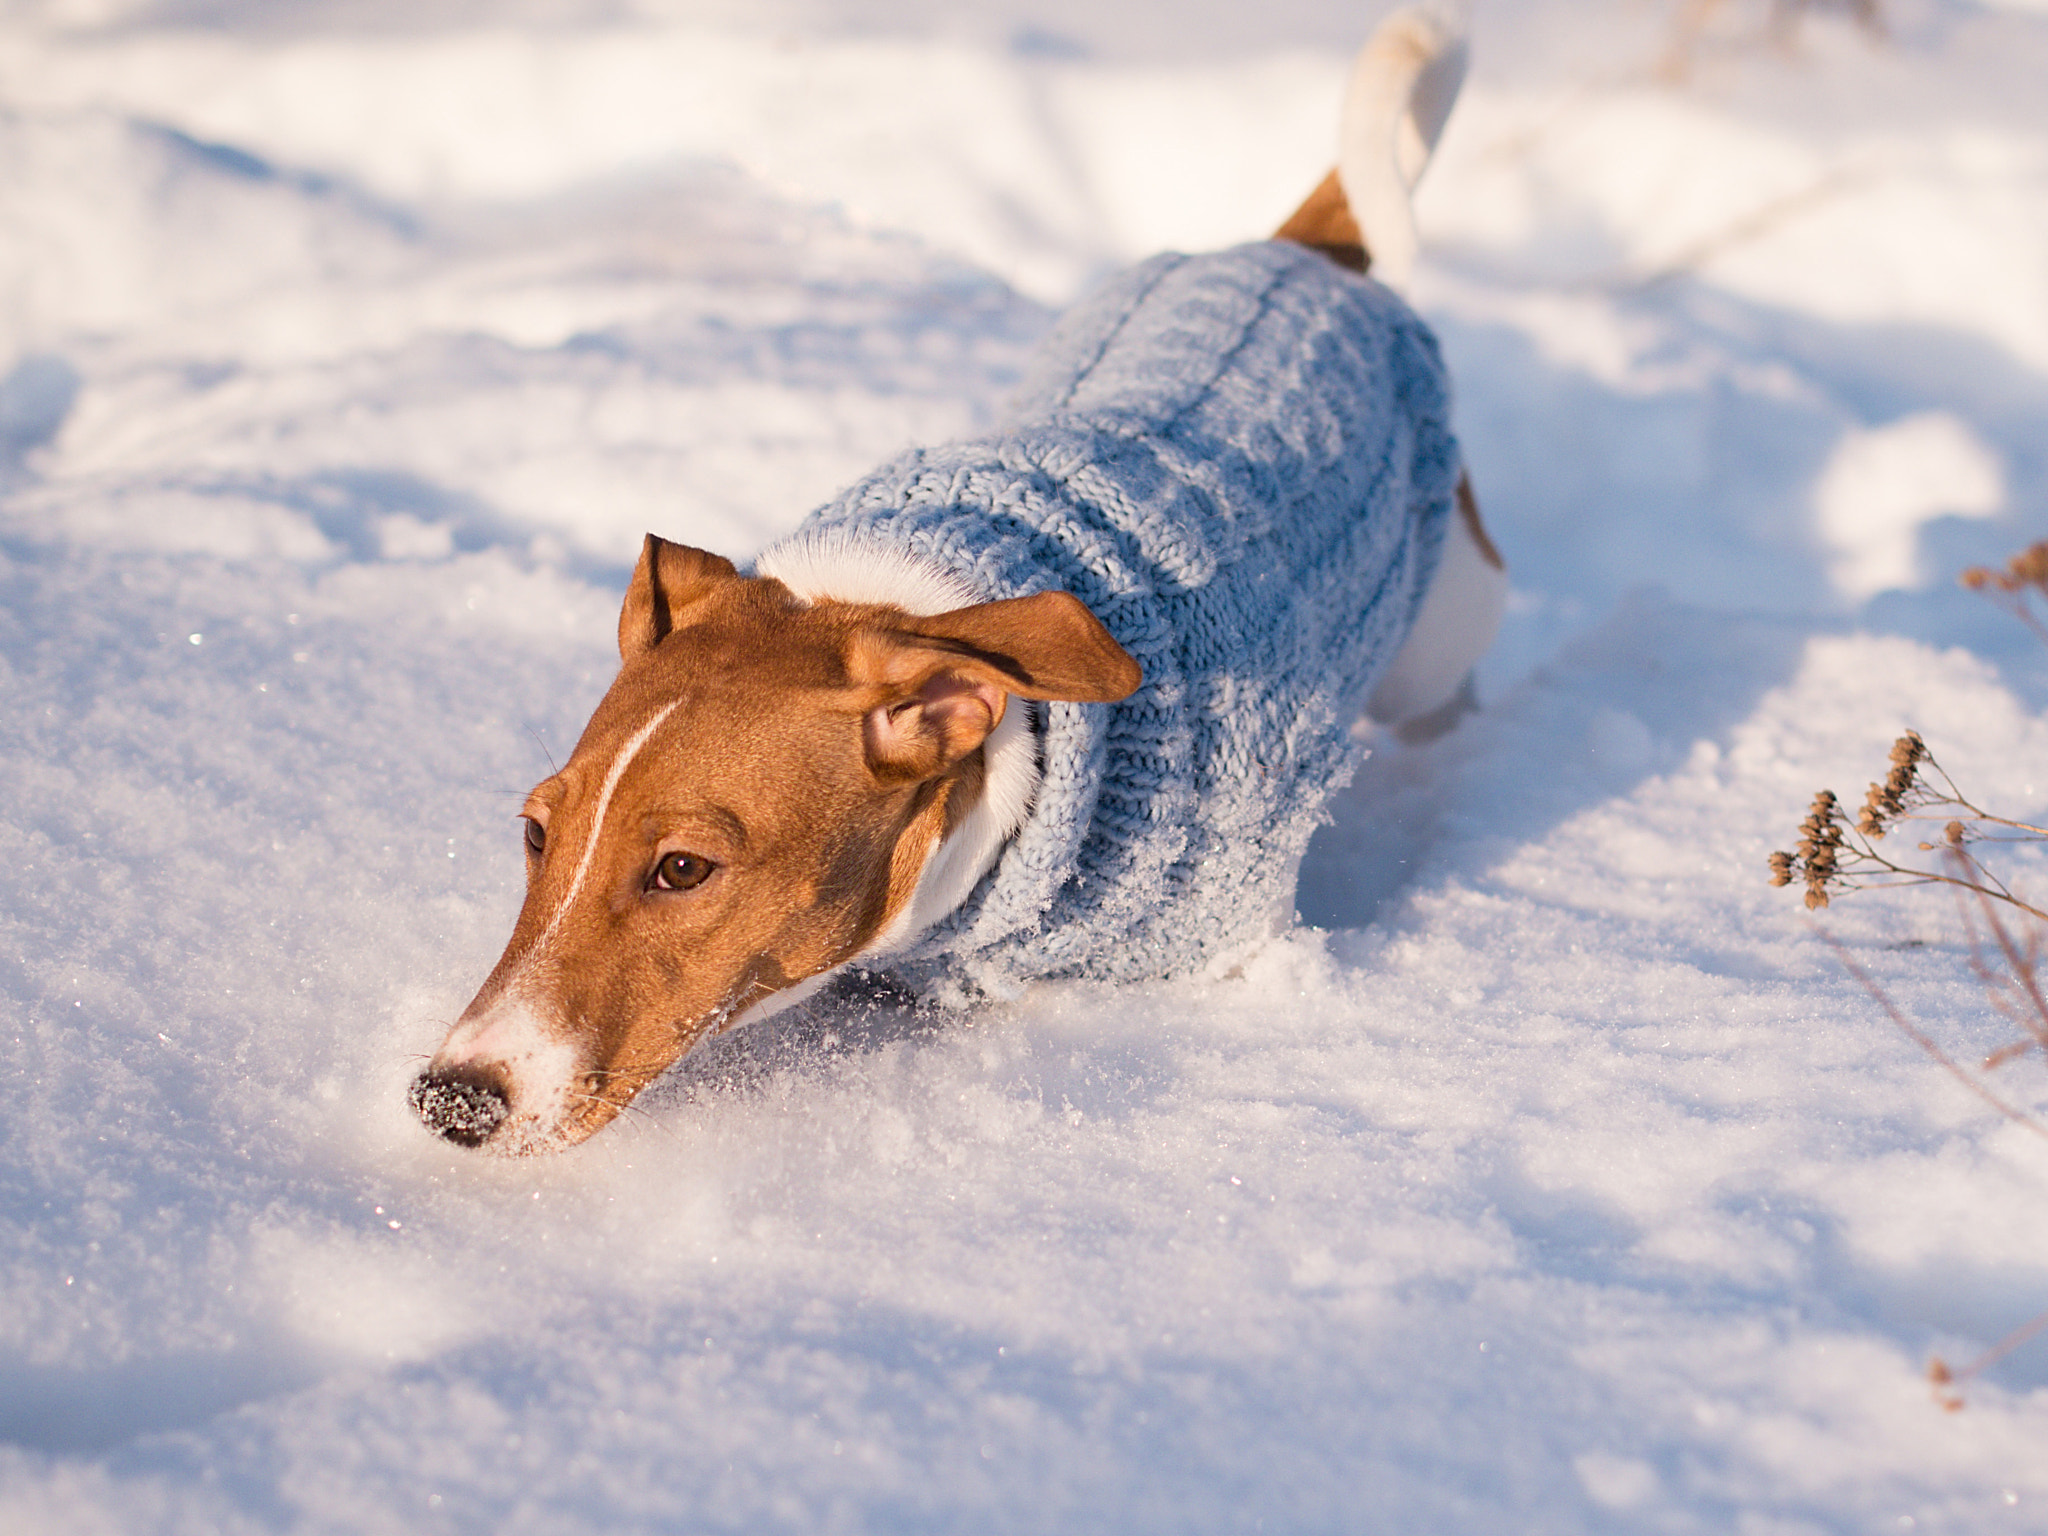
[408,1058,654,1154]
[409,998,707,1155]
[408,1068,640,1155]
[414,960,811,1152]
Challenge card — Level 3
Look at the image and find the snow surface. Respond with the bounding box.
[4,0,2048,1530]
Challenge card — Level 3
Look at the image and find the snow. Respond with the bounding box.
[3,0,2048,1530]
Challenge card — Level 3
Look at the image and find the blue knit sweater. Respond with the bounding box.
[777,240,1462,994]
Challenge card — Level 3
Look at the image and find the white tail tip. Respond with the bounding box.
[1337,7,1469,294]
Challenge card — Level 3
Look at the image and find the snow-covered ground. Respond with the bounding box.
[4,0,2048,1529]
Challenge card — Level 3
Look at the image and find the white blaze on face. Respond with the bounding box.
[529,697,682,964]
[437,697,683,1144]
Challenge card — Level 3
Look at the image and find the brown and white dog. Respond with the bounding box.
[410,10,1505,1154]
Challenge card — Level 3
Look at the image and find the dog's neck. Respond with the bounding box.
[754,531,1042,967]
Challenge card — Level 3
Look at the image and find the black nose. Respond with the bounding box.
[408,1067,509,1147]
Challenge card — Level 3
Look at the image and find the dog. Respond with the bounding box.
[410,9,1506,1154]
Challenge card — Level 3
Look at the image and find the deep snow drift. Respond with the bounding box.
[3,1,2048,1531]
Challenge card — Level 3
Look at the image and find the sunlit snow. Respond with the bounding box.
[3,1,2048,1531]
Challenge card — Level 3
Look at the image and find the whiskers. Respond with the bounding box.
[696,974,781,1041]
[566,1070,682,1146]
[527,725,560,777]
[567,1085,665,1133]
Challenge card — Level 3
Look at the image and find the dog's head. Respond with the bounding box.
[409,534,1139,1153]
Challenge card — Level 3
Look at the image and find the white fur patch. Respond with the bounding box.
[758,529,983,617]
[1337,7,1466,294]
[1366,499,1506,727]
[433,998,580,1149]
[435,696,680,1146]
[530,696,681,961]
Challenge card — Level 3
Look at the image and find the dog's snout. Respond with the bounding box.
[408,1066,510,1148]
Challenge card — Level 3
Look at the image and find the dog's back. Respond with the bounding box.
[765,239,1462,991]
[755,11,1501,995]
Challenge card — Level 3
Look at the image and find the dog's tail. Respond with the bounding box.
[1275,7,1468,292]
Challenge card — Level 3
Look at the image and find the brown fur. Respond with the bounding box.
[1273,168,1369,274]
[1456,474,1503,570]
[422,152,1489,1153]
[429,536,1138,1149]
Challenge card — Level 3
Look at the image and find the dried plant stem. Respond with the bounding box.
[1818,931,2048,1144]
[1663,0,1887,79]
[1770,543,2048,1406]
[1900,750,2048,839]
[1845,844,2048,928]
[1929,1309,2048,1413]
[1957,881,2048,1060]
[1818,923,2048,1410]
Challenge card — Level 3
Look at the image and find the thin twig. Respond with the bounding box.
[1817,931,2048,1144]
[1931,1308,2048,1410]
[1778,541,2048,1406]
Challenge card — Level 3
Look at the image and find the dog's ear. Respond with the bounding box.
[849,591,1140,782]
[619,535,739,659]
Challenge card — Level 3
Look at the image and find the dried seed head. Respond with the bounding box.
[1965,541,2048,596]
[1855,734,1932,840]
[2012,541,2048,588]
[1770,788,1856,904]
[1945,819,1966,845]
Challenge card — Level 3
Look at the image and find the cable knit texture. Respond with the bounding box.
[766,240,1462,995]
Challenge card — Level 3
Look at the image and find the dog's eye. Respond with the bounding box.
[651,851,714,892]
[523,818,546,855]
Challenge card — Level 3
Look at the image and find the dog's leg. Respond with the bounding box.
[1366,476,1507,741]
